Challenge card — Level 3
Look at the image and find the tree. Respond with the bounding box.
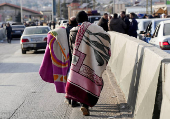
[61,0,68,19]
[57,0,61,18]
[16,12,21,22]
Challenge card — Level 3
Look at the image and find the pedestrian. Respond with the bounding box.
[66,11,111,116]
[65,16,80,107]
[98,13,109,31]
[6,23,12,43]
[66,16,78,56]
[108,15,112,21]
[128,12,138,38]
[151,13,155,18]
[49,21,51,29]
[120,11,130,34]
[39,27,71,105]
[53,21,56,29]
[143,14,148,19]
[108,13,127,34]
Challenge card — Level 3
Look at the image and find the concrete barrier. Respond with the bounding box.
[108,31,170,119]
[160,63,170,119]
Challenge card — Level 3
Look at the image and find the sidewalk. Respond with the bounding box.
[3,67,132,119]
[63,68,133,119]
[68,70,122,119]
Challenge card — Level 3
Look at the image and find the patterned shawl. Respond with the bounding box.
[66,22,111,107]
[39,27,70,93]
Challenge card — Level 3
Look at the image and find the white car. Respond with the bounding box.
[138,18,170,42]
[136,19,152,39]
[60,20,68,28]
[149,20,170,53]
[93,20,99,25]
[20,26,50,54]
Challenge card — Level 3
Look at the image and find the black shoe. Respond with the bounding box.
[71,100,80,107]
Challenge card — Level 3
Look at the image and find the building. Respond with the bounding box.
[0,3,42,22]
[126,6,154,14]
[67,2,81,19]
[114,3,126,14]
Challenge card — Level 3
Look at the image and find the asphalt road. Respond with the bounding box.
[0,38,128,119]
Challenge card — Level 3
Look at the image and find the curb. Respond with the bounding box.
[106,66,133,119]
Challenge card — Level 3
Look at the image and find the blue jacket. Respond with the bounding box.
[128,18,138,38]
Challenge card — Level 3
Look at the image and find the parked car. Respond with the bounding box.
[136,19,152,39]
[93,20,99,25]
[60,20,68,28]
[11,22,23,25]
[149,20,170,53]
[11,25,25,38]
[88,16,101,23]
[20,26,50,54]
[138,18,170,42]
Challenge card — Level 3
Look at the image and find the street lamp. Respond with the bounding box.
[20,0,23,23]
[52,0,57,22]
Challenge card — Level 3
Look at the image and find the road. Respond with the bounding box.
[0,38,125,119]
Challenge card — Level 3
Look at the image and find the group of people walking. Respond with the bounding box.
[39,11,111,116]
[98,11,138,38]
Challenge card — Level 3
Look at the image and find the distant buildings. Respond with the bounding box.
[0,3,42,22]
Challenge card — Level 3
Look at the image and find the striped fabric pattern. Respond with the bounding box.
[66,22,111,107]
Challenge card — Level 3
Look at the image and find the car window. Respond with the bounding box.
[23,27,50,35]
[155,21,162,28]
[88,17,101,23]
[163,23,170,36]
[144,21,151,30]
[138,22,142,30]
[63,21,68,23]
[12,26,25,28]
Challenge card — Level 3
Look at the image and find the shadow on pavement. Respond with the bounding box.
[25,50,45,54]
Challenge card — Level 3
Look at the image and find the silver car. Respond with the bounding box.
[20,26,50,54]
[149,20,170,53]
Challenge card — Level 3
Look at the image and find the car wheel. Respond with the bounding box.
[22,49,26,54]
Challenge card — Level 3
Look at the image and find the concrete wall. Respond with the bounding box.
[160,63,170,119]
[108,31,170,118]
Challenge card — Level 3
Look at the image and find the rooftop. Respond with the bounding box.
[0,3,42,15]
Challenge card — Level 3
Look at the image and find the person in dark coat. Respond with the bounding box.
[120,11,130,34]
[108,13,127,34]
[53,21,56,29]
[66,16,78,40]
[6,23,12,43]
[68,11,90,116]
[49,22,51,29]
[98,13,108,31]
[128,12,138,38]
[65,16,79,108]
[66,16,78,63]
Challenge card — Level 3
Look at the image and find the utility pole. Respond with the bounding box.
[93,0,96,10]
[52,0,56,22]
[57,0,61,18]
[20,0,23,23]
[151,0,152,14]
[113,0,115,14]
[146,0,148,14]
